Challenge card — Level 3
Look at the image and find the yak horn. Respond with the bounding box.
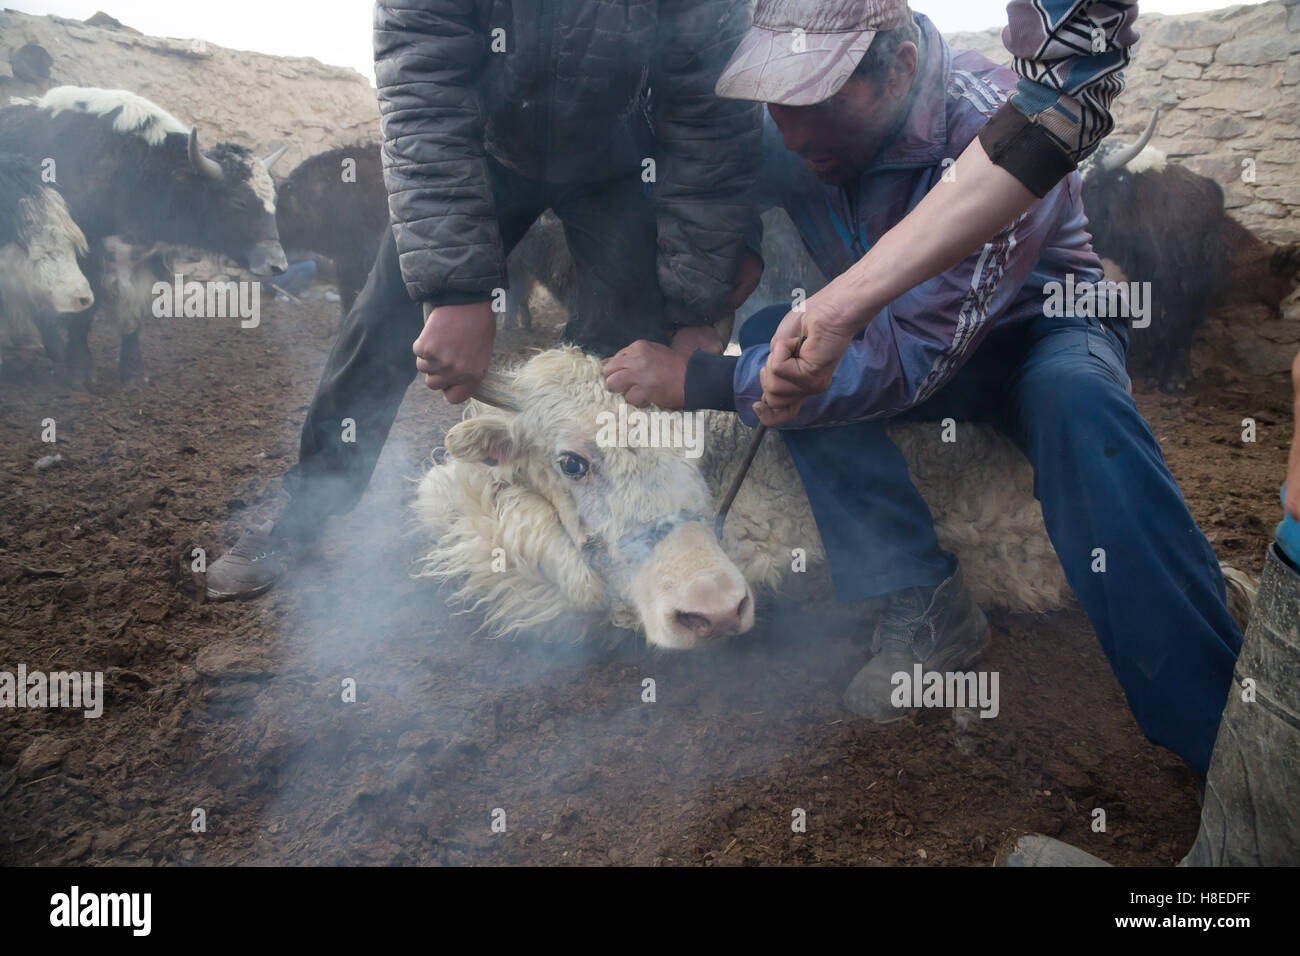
[1100,108,1161,172]
[187,127,223,180]
[472,369,521,412]
[261,144,289,172]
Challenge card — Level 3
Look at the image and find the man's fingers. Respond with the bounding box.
[604,366,635,395]
[752,399,799,427]
[412,339,444,365]
[625,385,651,408]
[768,336,795,365]
[423,372,459,392]
[759,361,807,402]
[423,369,482,402]
[602,354,631,379]
[443,382,476,404]
[415,355,450,377]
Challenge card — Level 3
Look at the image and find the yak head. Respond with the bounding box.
[24,88,290,277]
[0,170,93,315]
[160,129,289,277]
[417,347,754,650]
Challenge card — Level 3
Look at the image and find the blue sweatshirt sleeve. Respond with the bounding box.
[729,179,1078,428]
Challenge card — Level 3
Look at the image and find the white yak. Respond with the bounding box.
[0,153,93,370]
[414,347,1254,649]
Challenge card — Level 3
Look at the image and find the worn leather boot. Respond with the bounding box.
[205,520,295,601]
[844,562,990,723]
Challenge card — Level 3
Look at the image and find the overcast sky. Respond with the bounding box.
[8,1,1269,84]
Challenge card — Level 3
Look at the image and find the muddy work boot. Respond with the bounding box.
[844,563,990,723]
[205,521,297,601]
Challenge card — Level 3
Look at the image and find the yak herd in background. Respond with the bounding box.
[0,85,1298,393]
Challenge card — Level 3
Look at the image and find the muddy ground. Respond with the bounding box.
[0,291,1291,866]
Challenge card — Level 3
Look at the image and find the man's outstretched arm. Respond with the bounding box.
[754,138,1036,424]
[757,1,1140,424]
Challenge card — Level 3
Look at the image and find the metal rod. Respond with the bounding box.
[714,333,806,540]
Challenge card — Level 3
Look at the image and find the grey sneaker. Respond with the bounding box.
[1004,835,1111,867]
[205,521,290,601]
[844,563,990,723]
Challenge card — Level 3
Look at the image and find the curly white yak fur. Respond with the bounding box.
[414,347,1256,639]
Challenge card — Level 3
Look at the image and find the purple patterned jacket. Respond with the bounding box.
[686,13,1107,428]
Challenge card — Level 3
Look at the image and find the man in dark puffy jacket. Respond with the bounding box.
[204,0,762,600]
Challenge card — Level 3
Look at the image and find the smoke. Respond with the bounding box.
[734,208,826,332]
[212,287,891,864]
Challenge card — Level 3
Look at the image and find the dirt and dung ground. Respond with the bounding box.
[0,293,1291,866]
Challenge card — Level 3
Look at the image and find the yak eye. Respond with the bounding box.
[555,452,589,480]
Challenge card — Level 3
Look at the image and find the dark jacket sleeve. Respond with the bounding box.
[374,0,503,305]
[652,0,763,325]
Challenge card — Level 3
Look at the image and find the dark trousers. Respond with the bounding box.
[280,157,665,535]
[739,305,1243,777]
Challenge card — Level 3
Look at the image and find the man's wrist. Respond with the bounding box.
[820,269,886,336]
[683,350,740,411]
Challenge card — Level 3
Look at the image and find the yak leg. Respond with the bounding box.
[502,278,535,330]
[499,281,521,329]
[516,278,534,330]
[1149,305,1189,393]
[63,311,94,389]
[32,314,65,363]
[1159,306,1199,393]
[119,330,143,383]
[1125,322,1161,392]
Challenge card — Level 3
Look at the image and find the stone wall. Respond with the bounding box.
[4,2,1294,241]
[950,0,1300,243]
[0,8,381,171]
[1,3,1295,374]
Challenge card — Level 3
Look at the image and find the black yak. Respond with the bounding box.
[0,87,289,385]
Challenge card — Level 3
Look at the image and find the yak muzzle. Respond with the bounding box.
[247,240,288,277]
[632,521,755,650]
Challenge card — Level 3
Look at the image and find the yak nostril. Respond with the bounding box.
[674,610,711,635]
[77,295,93,309]
[736,594,749,619]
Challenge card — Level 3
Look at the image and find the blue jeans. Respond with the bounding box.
[740,305,1243,777]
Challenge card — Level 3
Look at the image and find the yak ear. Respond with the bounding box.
[1271,243,1300,277]
[444,417,519,468]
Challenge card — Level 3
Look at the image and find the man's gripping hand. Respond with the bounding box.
[754,290,858,425]
[414,301,496,404]
[604,341,689,409]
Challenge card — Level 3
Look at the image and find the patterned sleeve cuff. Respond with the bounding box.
[978,100,1078,199]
